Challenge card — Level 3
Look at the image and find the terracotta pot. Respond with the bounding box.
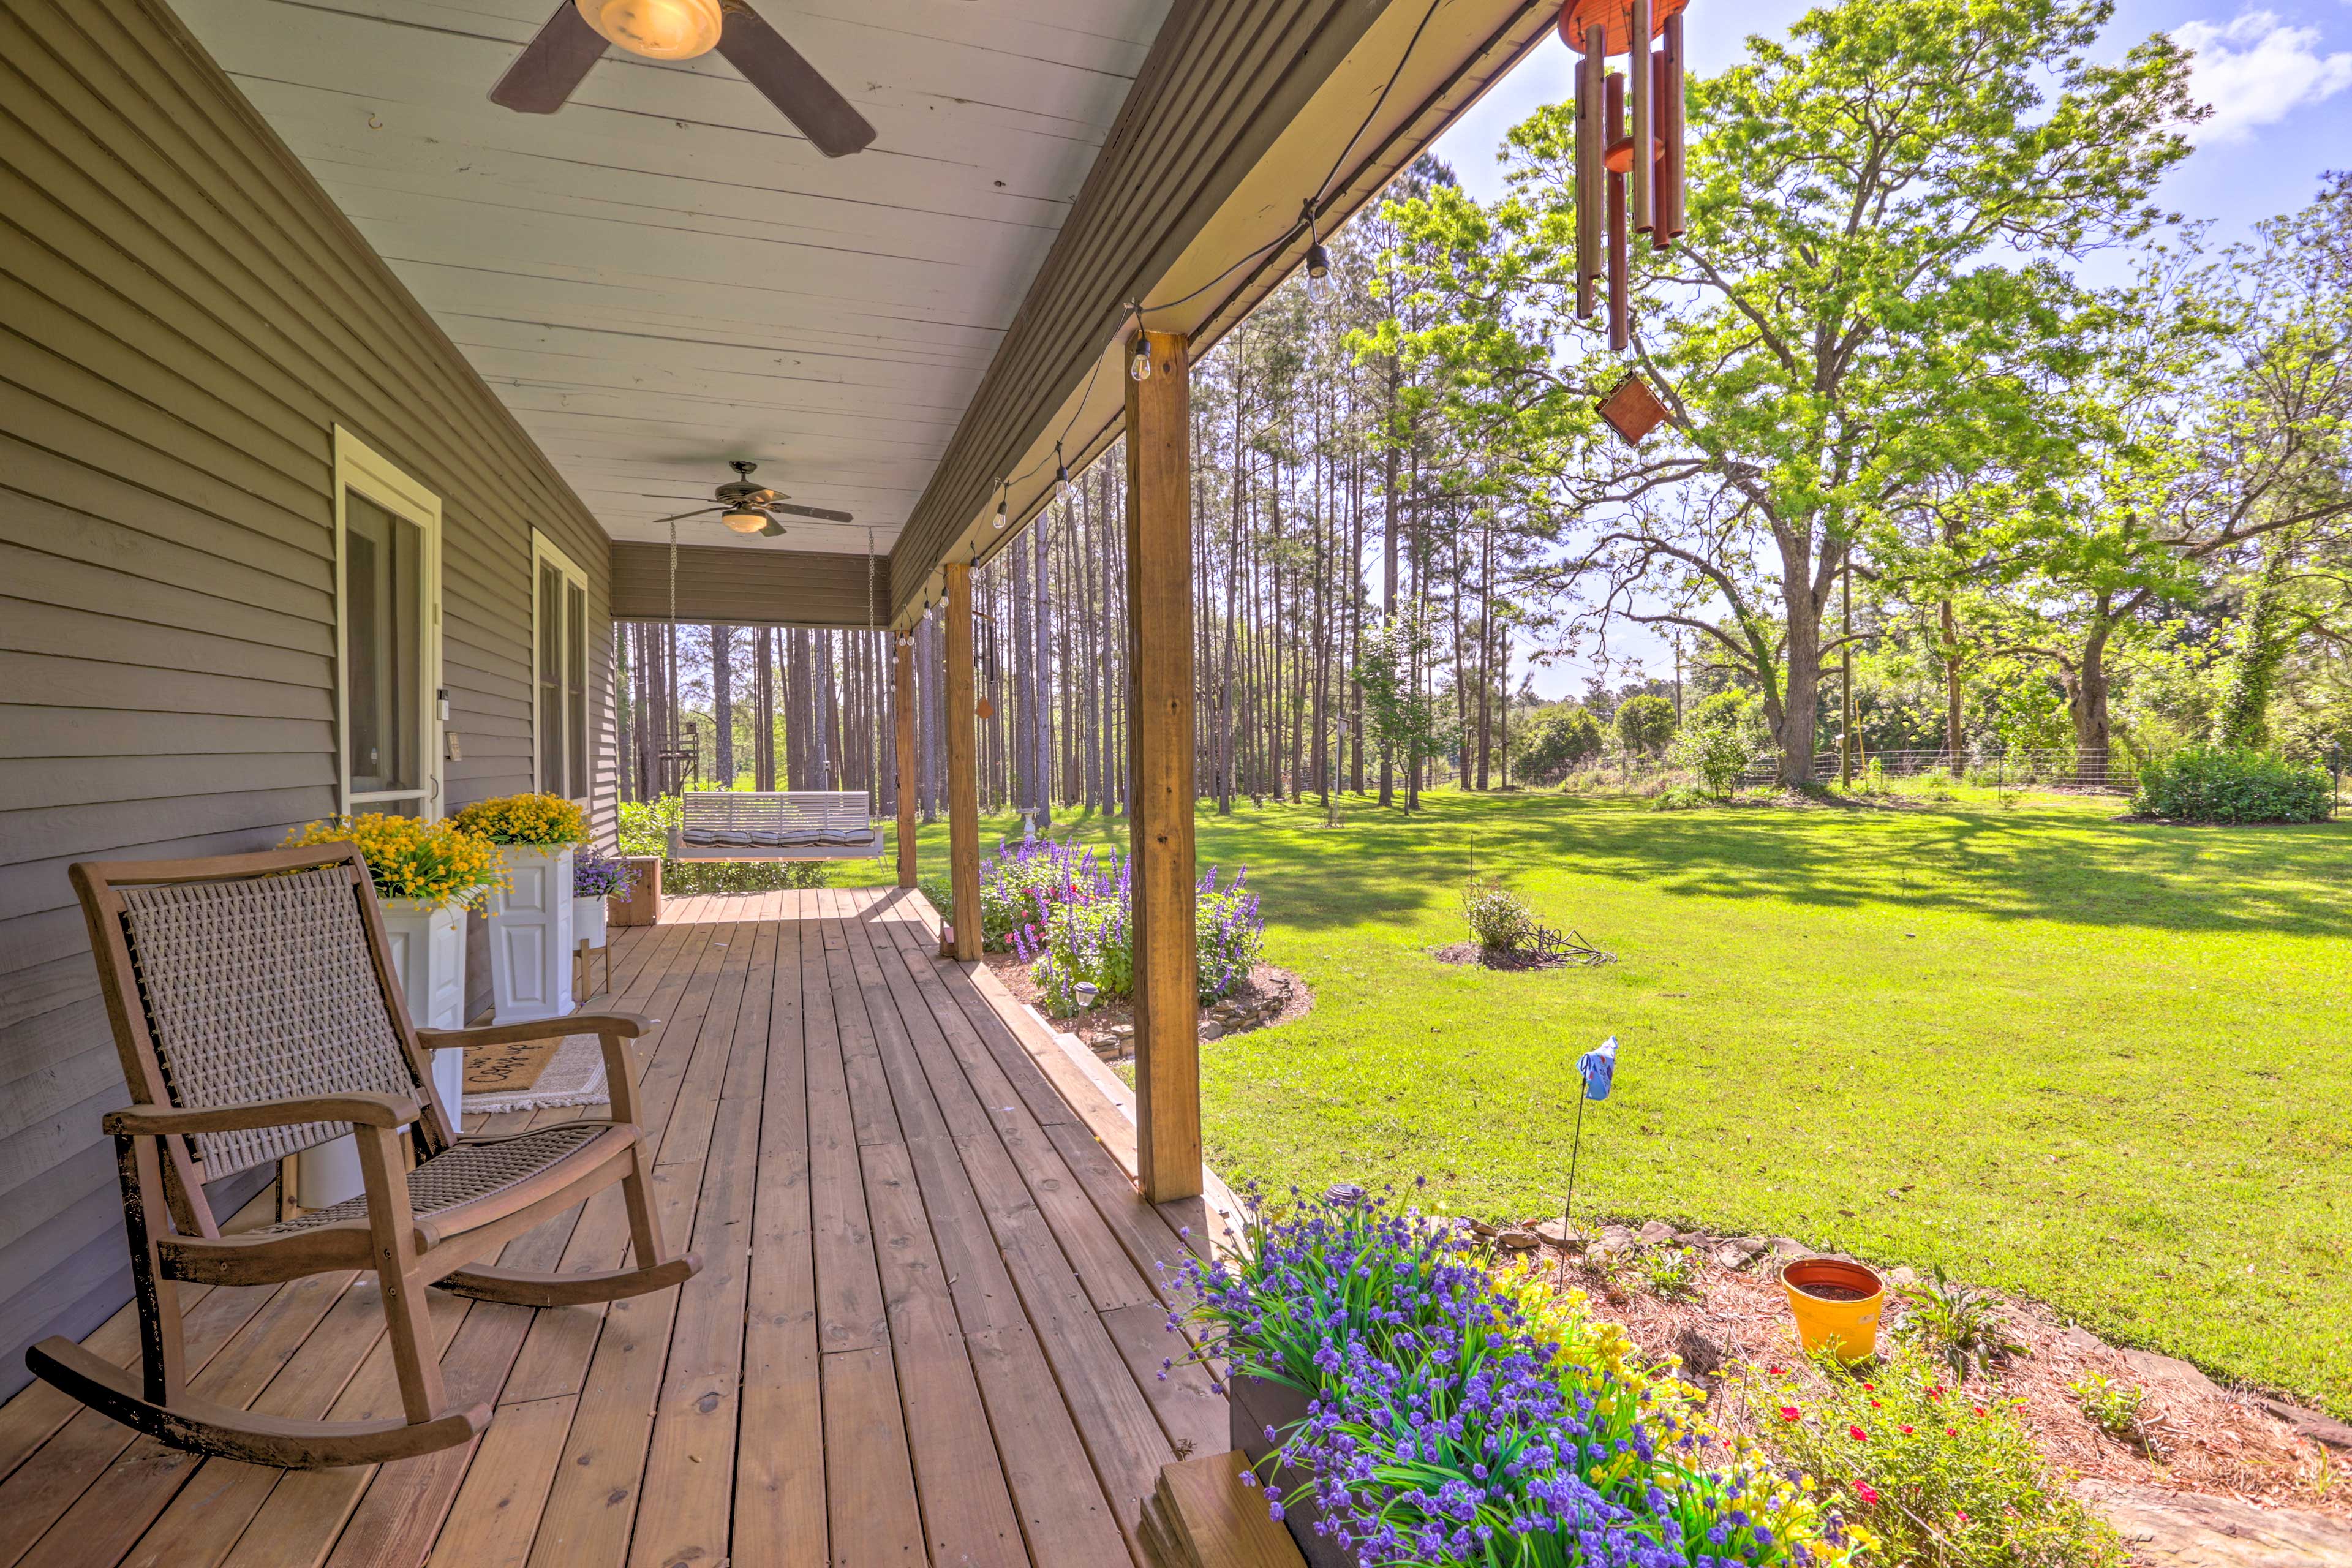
[1229,1374,1348,1568]
[1781,1257,1887,1362]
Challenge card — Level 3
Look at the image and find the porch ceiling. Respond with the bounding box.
[171,0,1172,560]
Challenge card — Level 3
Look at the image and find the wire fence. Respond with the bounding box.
[1746,747,2148,793]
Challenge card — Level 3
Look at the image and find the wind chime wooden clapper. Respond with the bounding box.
[1564,0,1687,447]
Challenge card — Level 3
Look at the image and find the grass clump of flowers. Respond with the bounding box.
[993,833,1263,1013]
[1735,1351,2123,1568]
[454,791,589,846]
[1172,1183,1862,1568]
[282,814,505,911]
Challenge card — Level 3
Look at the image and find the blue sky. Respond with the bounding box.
[1422,0,2352,698]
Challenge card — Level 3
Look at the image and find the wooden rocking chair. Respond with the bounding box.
[25,843,700,1468]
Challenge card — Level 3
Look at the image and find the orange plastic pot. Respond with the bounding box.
[1780,1257,1885,1362]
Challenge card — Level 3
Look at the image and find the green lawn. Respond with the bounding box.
[856,787,2352,1415]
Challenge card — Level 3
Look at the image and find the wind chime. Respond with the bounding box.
[1562,0,1688,445]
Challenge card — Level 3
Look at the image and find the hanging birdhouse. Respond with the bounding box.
[1561,0,1689,352]
[1596,372,1671,447]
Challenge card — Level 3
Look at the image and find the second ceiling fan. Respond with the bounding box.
[491,0,875,158]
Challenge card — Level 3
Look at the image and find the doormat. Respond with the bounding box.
[462,1031,608,1115]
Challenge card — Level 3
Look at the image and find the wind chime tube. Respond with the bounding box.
[1629,0,1654,236]
[1660,9,1686,245]
[1577,23,1607,318]
[1605,70,1629,352]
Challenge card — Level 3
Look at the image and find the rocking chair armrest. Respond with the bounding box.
[417,1012,652,1052]
[104,1091,422,1137]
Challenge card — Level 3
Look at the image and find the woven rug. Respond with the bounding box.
[462,1031,608,1115]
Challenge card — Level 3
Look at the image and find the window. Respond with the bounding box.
[533,533,592,802]
[334,428,442,818]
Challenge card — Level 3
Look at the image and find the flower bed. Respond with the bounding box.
[1174,1184,1862,1567]
[950,833,1264,1013]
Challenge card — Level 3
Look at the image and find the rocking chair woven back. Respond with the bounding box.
[111,864,424,1177]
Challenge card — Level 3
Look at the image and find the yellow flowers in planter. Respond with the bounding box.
[282,814,506,911]
[454,793,589,846]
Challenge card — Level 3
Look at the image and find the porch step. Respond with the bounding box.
[1142,1452,1308,1568]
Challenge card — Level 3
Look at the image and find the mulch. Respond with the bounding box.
[1509,1229,2348,1524]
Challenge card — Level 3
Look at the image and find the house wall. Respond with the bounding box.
[0,0,616,1398]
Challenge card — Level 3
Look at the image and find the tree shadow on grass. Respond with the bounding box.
[840,793,2351,940]
[1186,792,2352,940]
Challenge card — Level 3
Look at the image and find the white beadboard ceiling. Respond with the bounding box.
[175,0,1171,557]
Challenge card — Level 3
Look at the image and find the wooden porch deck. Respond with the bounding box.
[0,887,1226,1568]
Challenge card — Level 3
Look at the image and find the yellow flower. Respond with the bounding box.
[283,813,506,910]
[454,793,590,846]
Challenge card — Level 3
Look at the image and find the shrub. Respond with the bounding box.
[1742,1349,2124,1568]
[1460,876,1537,952]
[1512,703,1607,784]
[1670,722,1755,799]
[1649,783,1715,812]
[1894,1268,2027,1382]
[2069,1373,2146,1442]
[2132,745,2334,823]
[1616,693,1679,755]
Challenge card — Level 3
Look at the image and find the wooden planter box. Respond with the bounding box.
[1229,1374,1348,1568]
[611,855,662,926]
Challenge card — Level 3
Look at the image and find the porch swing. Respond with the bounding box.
[656,520,886,863]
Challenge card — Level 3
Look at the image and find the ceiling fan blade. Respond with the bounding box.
[768,501,855,523]
[648,507,723,525]
[715,6,876,157]
[490,3,608,113]
[758,518,788,538]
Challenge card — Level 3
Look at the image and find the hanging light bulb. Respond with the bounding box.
[574,0,722,60]
[1302,200,1331,304]
[1129,310,1152,382]
[1055,444,1069,502]
[993,482,1008,530]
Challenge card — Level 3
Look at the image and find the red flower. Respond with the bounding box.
[1849,1425,1869,1441]
[1768,1365,1786,1376]
[1955,1510,1970,1523]
[1861,1382,1875,1392]
[1869,1400,1883,1409]
[1928,1384,1947,1398]
[1779,1406,1803,1422]
[1900,1425,1915,1435]
[1972,1405,1989,1419]
[1855,1482,1882,1506]
[1947,1426,1959,1436]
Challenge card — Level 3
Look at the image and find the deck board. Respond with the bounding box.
[0,886,1212,1567]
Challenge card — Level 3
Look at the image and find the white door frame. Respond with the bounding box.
[333,425,444,819]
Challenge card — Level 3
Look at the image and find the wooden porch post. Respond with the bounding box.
[894,632,918,888]
[1125,329,1200,1204]
[944,563,983,960]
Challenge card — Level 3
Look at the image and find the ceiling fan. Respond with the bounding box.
[491,0,875,159]
[652,461,854,538]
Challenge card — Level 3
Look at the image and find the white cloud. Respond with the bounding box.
[2173,10,2352,143]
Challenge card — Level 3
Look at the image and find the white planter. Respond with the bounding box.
[487,844,575,1025]
[573,895,608,950]
[297,895,467,1208]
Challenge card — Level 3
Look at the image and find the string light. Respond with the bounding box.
[1129,304,1152,382]
[993,480,1008,530]
[1302,200,1331,304]
[1055,443,1069,502]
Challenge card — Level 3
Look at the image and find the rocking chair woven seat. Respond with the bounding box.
[253,1121,616,1236]
[26,844,700,1470]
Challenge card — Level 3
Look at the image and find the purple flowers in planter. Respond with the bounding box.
[1174,1183,1822,1568]
[573,851,633,902]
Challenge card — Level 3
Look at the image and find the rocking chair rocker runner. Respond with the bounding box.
[27,843,700,1468]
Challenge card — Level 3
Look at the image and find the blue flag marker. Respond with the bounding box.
[1579,1036,1619,1102]
[1561,1036,1619,1245]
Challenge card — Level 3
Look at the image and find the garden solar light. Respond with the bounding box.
[1074,980,1099,1009]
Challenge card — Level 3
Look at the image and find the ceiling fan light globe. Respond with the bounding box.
[721,506,769,533]
[574,0,723,60]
